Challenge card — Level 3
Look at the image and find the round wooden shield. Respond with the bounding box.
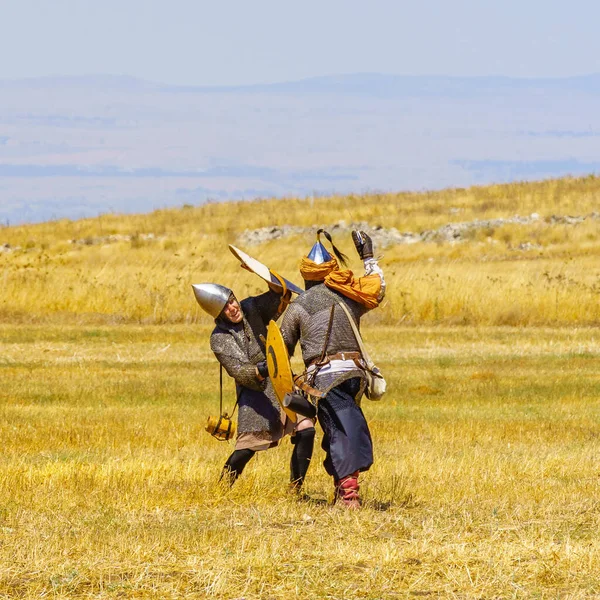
[266,320,297,422]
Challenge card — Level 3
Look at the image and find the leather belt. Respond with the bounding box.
[308,351,362,368]
[298,351,364,401]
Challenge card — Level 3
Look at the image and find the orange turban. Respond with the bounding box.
[299,257,338,281]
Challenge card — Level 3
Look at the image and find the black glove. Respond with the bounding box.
[352,230,373,260]
[256,360,269,379]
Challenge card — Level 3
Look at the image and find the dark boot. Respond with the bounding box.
[220,449,255,486]
[334,471,361,508]
[289,427,315,493]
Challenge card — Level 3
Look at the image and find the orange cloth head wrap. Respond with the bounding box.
[299,257,338,281]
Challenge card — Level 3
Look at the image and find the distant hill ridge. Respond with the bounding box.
[2,72,600,95]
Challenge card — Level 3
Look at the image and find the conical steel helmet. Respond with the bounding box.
[192,283,232,318]
[307,232,333,264]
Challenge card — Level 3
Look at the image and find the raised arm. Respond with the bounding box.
[352,230,386,302]
[249,288,289,324]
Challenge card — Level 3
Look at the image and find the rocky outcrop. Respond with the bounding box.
[68,233,165,245]
[0,233,164,253]
[237,212,600,248]
[2,212,598,253]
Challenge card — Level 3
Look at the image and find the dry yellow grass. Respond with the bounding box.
[1,324,600,598]
[2,176,600,597]
[1,175,599,326]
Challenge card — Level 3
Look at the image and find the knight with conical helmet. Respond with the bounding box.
[279,228,385,507]
[192,258,315,492]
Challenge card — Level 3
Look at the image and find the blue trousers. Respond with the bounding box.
[317,377,373,480]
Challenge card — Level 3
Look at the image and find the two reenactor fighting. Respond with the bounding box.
[193,229,385,508]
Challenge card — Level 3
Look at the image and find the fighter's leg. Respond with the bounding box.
[317,377,373,480]
[290,417,315,489]
[317,378,372,507]
[221,448,256,485]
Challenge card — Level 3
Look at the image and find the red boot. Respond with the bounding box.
[334,471,361,508]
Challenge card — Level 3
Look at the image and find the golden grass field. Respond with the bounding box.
[1,176,600,598]
[1,175,599,326]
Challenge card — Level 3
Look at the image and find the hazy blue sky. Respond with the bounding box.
[1,0,599,85]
